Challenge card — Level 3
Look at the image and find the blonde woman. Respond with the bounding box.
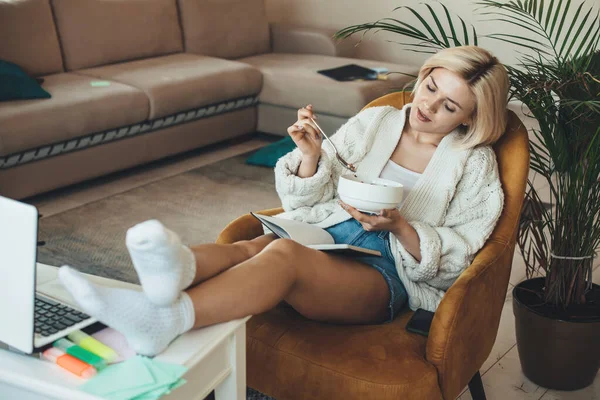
[59,46,510,356]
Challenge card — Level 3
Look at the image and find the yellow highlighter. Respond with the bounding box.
[68,331,119,363]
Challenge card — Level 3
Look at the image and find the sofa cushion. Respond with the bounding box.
[0,60,51,101]
[239,53,417,117]
[78,54,263,119]
[0,0,63,76]
[52,0,183,71]
[0,73,149,157]
[246,306,443,399]
[178,0,270,59]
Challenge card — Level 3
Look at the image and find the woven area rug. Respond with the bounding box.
[38,152,281,399]
[37,152,281,284]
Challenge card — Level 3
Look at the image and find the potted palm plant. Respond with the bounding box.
[335,0,600,391]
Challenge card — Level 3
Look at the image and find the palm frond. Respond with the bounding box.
[440,3,460,46]
[485,33,553,51]
[424,3,450,47]
[477,0,600,62]
[335,2,478,54]
[544,0,555,31]
[397,5,448,47]
[479,16,546,37]
[553,0,573,52]
[558,2,587,57]
[460,15,470,45]
[573,14,600,60]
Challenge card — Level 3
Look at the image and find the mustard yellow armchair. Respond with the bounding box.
[216,92,530,400]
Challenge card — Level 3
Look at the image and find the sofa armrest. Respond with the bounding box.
[216,208,284,244]
[270,23,357,57]
[425,240,515,399]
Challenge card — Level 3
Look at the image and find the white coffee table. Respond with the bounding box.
[0,264,251,400]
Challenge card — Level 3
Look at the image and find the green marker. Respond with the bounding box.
[68,331,119,363]
[90,80,111,87]
[53,338,107,370]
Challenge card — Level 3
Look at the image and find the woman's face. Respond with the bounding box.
[409,68,476,135]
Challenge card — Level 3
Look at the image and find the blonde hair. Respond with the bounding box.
[412,46,509,148]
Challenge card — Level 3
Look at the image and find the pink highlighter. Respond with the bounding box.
[42,347,97,379]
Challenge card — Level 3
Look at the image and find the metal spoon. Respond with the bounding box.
[308,117,356,173]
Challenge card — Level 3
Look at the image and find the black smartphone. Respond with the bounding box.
[405,308,435,337]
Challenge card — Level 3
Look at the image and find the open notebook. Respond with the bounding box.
[251,213,381,257]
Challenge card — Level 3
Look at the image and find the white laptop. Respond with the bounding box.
[0,195,97,354]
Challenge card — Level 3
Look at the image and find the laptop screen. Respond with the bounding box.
[0,196,37,353]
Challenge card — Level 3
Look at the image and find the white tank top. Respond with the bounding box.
[378,160,422,205]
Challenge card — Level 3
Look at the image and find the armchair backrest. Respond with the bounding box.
[363,92,530,399]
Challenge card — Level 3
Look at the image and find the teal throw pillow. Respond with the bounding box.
[0,60,51,101]
[246,136,297,168]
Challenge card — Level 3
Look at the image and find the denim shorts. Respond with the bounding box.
[324,219,408,322]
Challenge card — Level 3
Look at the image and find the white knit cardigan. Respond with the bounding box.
[274,104,504,312]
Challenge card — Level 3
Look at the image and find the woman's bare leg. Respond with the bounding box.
[57,239,390,356]
[186,238,391,328]
[188,234,277,285]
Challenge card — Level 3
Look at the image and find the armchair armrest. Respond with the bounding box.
[426,240,515,399]
[270,23,357,57]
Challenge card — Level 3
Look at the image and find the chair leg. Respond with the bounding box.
[468,371,486,400]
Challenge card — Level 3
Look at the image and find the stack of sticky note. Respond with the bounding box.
[79,355,187,400]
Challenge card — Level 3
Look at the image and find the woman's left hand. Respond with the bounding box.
[339,201,406,235]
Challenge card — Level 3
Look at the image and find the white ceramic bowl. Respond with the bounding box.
[337,175,404,213]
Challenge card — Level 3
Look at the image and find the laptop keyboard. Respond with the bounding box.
[34,295,90,337]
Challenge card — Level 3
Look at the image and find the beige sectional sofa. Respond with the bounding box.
[0,0,416,200]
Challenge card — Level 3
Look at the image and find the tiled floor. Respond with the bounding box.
[29,110,600,399]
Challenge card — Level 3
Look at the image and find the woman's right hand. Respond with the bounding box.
[287,104,323,159]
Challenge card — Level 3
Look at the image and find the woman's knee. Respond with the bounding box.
[233,235,275,259]
[261,239,306,274]
[263,238,304,255]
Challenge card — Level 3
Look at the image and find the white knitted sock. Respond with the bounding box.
[126,220,196,306]
[59,265,195,356]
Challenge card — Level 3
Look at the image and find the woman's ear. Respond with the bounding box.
[463,113,475,127]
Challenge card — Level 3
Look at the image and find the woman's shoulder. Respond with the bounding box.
[338,106,395,134]
[459,145,501,188]
[355,104,407,118]
[353,105,395,118]
[348,104,408,127]
[466,145,498,168]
